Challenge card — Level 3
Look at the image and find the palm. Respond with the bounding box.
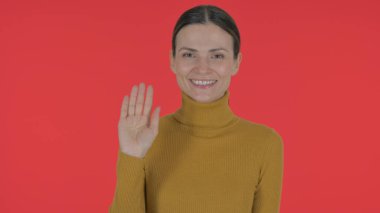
[118,83,160,158]
[119,115,154,151]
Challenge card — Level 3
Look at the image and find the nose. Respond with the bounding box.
[196,57,210,73]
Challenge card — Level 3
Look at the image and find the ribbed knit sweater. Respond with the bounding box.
[109,90,284,213]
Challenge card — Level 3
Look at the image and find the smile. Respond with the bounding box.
[189,79,217,88]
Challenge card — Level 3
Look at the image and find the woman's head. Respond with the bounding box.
[170,4,243,103]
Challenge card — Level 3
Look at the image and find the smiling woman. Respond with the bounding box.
[109,4,284,213]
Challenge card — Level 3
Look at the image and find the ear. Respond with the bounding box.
[231,52,242,76]
[170,49,176,74]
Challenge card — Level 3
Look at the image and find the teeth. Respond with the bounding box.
[191,79,217,86]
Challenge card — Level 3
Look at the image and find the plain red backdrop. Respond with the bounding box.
[1,0,379,212]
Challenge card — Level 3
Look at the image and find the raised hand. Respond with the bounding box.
[118,82,160,159]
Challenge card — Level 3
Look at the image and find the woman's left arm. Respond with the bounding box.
[251,129,284,213]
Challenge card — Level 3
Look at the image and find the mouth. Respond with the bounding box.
[189,79,217,89]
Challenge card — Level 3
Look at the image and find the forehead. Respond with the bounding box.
[176,23,233,50]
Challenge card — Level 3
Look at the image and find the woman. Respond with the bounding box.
[109,4,284,213]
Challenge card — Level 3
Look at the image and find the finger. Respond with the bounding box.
[120,95,129,119]
[150,106,160,136]
[128,85,138,116]
[135,82,145,116]
[143,85,153,117]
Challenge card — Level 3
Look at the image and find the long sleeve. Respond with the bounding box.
[252,129,284,213]
[109,149,146,213]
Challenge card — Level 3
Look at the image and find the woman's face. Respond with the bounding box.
[170,23,242,103]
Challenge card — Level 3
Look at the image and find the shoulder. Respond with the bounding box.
[156,113,180,131]
[236,117,284,147]
[159,113,177,125]
[236,118,284,166]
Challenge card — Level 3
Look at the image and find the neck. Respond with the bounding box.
[172,90,239,137]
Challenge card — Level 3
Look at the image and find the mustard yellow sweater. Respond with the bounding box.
[109,90,284,213]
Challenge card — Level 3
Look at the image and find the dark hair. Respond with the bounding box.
[172,4,241,60]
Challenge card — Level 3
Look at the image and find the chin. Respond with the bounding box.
[191,93,215,103]
[180,85,217,103]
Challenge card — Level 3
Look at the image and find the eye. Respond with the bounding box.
[182,52,194,58]
[212,54,224,59]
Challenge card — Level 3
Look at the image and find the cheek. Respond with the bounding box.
[175,61,193,75]
[175,59,235,77]
[213,63,234,76]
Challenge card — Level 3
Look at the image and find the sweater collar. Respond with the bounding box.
[172,90,239,134]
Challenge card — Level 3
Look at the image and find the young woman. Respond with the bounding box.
[110,4,284,213]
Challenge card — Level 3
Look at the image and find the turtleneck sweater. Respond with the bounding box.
[109,90,284,213]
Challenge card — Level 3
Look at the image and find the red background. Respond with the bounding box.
[1,0,379,212]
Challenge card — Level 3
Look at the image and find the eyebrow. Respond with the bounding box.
[178,47,229,52]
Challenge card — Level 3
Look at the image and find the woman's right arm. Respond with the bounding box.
[109,149,147,212]
[109,83,160,212]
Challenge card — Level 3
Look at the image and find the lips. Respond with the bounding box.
[190,79,217,81]
[189,79,217,88]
